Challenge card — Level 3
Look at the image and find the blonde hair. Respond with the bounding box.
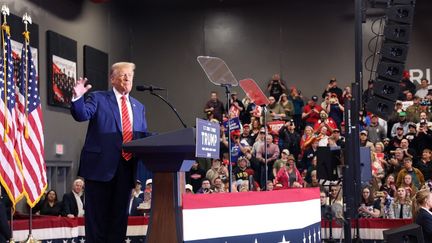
[110,62,136,76]
[413,189,431,220]
[394,186,412,205]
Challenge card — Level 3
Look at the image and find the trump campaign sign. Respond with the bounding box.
[196,118,220,159]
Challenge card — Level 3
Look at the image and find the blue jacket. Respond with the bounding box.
[71,90,148,182]
[416,208,432,243]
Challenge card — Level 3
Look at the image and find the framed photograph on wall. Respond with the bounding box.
[47,30,77,109]
[9,13,39,90]
[84,45,109,92]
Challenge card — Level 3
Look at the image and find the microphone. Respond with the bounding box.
[136,85,166,92]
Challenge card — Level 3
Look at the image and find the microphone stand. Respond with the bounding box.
[222,84,233,193]
[261,105,268,190]
[148,90,187,128]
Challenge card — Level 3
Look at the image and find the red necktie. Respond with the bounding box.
[121,95,133,161]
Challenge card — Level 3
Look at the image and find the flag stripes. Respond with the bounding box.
[0,20,46,208]
[17,32,46,207]
[0,22,25,207]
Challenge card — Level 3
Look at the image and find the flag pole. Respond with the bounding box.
[1,5,16,243]
[10,207,15,243]
[20,12,40,243]
[1,5,10,142]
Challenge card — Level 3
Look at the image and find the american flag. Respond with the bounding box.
[16,30,46,207]
[0,23,25,207]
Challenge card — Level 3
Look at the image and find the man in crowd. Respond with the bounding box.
[415,148,432,182]
[267,73,287,101]
[415,78,430,99]
[273,149,290,177]
[406,96,422,123]
[398,71,416,101]
[365,115,386,144]
[240,123,255,147]
[133,180,144,200]
[313,110,337,135]
[62,178,85,218]
[387,126,405,152]
[186,161,206,193]
[71,62,149,242]
[265,96,286,121]
[197,179,213,194]
[256,134,280,189]
[302,95,322,127]
[388,148,406,175]
[396,157,425,190]
[128,189,143,216]
[412,121,432,157]
[204,91,225,122]
[391,112,409,137]
[233,156,254,181]
[360,130,375,152]
[322,78,342,101]
[278,120,301,160]
[228,91,245,120]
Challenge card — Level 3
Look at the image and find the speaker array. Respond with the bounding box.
[366,0,416,119]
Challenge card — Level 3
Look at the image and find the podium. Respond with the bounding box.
[124,128,196,243]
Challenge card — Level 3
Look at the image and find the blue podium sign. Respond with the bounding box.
[196,118,220,159]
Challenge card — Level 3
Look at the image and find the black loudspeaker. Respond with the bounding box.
[366,96,396,120]
[383,24,411,43]
[366,0,416,120]
[372,79,401,101]
[383,223,424,243]
[316,147,341,181]
[360,147,372,183]
[381,43,409,63]
[387,5,415,24]
[377,61,405,81]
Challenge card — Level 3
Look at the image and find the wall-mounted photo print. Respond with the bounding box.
[47,30,77,109]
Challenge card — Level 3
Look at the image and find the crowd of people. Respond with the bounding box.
[2,71,432,241]
[194,72,432,228]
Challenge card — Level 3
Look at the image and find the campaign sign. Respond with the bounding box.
[223,117,241,133]
[196,118,220,159]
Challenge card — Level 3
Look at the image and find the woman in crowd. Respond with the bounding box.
[358,186,381,218]
[249,119,262,139]
[380,173,397,198]
[288,87,305,132]
[278,93,294,121]
[371,151,385,192]
[300,125,315,153]
[325,94,344,128]
[399,174,418,197]
[275,155,303,189]
[388,187,412,219]
[305,156,318,186]
[413,189,432,241]
[37,189,62,216]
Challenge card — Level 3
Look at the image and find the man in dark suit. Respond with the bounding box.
[0,188,11,242]
[61,178,85,218]
[415,189,432,243]
[71,62,148,243]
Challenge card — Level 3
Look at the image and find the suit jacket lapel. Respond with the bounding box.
[130,97,140,137]
[107,91,122,132]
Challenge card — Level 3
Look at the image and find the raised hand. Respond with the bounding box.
[73,77,92,98]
